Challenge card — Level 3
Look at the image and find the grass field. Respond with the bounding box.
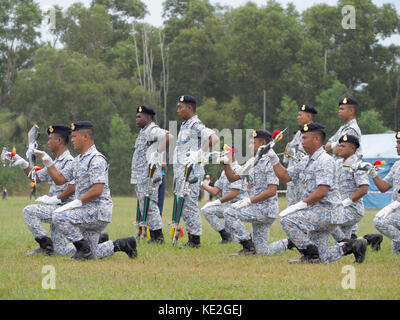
[0,196,399,300]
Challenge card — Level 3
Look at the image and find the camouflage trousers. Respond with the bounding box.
[52,205,114,259]
[23,204,75,255]
[331,207,363,242]
[201,204,226,232]
[223,204,288,255]
[174,178,202,236]
[135,185,163,231]
[280,207,345,263]
[286,181,302,206]
[374,209,400,254]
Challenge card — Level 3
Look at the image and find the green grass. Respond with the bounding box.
[0,196,399,300]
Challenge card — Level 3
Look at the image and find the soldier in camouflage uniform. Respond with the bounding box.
[333,134,383,250]
[283,104,316,205]
[200,145,247,244]
[173,95,219,248]
[34,121,137,260]
[222,130,292,256]
[8,125,77,256]
[267,123,368,263]
[325,97,362,239]
[131,105,172,243]
[368,131,400,254]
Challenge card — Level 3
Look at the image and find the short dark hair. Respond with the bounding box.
[54,132,69,145]
[311,130,325,143]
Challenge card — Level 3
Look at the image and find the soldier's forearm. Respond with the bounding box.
[78,183,104,204]
[57,184,75,201]
[303,185,329,206]
[350,185,369,202]
[220,189,239,203]
[250,185,277,203]
[223,164,241,183]
[272,163,292,183]
[373,176,391,193]
[47,165,68,186]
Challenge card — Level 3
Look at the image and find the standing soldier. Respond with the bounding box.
[173,95,219,248]
[131,105,172,243]
[7,124,77,256]
[367,131,400,254]
[283,104,317,205]
[34,121,137,260]
[200,145,247,244]
[222,130,293,256]
[325,97,362,239]
[332,134,382,248]
[267,123,368,263]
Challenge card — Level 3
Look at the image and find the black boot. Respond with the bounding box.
[149,229,165,244]
[289,244,320,264]
[70,239,95,261]
[179,234,201,249]
[363,234,383,251]
[231,239,256,256]
[26,236,54,256]
[287,239,297,250]
[114,236,138,258]
[341,238,368,263]
[98,232,109,244]
[219,229,232,244]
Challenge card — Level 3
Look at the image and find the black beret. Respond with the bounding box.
[300,122,325,133]
[339,134,360,149]
[71,121,93,131]
[339,97,358,106]
[396,131,400,139]
[137,105,156,116]
[298,104,317,114]
[47,124,71,136]
[178,95,197,105]
[252,129,272,142]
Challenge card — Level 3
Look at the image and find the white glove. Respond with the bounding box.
[184,149,206,166]
[279,201,307,217]
[367,166,378,178]
[216,154,230,164]
[201,199,222,211]
[36,195,62,205]
[231,197,252,210]
[330,141,338,150]
[33,149,54,167]
[342,197,353,207]
[54,199,82,213]
[266,148,279,166]
[376,200,400,219]
[9,153,29,169]
[148,151,163,167]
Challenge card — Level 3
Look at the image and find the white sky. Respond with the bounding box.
[37,0,399,45]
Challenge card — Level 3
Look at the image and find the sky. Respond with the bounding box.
[37,0,399,45]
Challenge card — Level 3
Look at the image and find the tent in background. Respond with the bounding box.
[360,132,399,209]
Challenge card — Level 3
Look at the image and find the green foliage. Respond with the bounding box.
[358,109,388,134]
[102,113,135,195]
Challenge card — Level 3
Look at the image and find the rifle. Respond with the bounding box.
[170,164,198,246]
[283,143,307,164]
[239,128,287,175]
[26,125,40,184]
[136,164,161,242]
[343,160,385,172]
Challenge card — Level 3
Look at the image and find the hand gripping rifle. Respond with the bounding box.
[343,160,386,172]
[26,124,40,184]
[239,128,287,175]
[170,164,198,246]
[136,164,161,242]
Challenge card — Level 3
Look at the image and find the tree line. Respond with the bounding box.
[0,0,399,195]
